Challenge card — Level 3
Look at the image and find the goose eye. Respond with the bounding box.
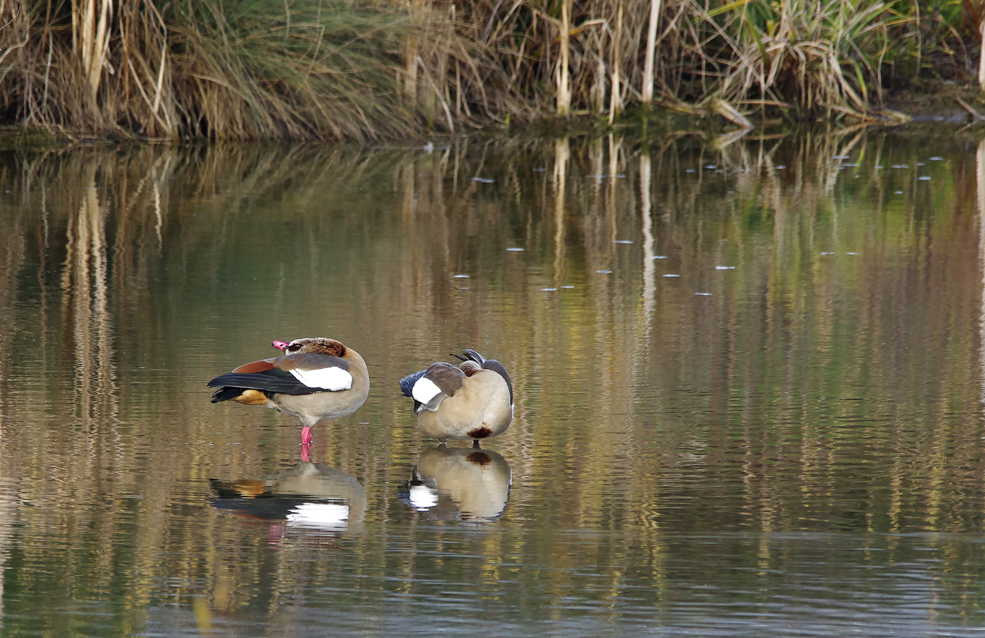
[287,343,302,352]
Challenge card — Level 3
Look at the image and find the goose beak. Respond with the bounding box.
[272,340,290,351]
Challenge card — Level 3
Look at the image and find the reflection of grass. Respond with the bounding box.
[0,0,975,139]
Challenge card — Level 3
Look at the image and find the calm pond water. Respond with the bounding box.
[2,128,985,636]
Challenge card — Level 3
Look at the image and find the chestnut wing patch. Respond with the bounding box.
[232,359,277,374]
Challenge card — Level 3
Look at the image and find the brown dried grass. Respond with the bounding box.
[0,0,928,140]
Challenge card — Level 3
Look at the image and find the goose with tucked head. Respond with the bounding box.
[399,349,513,447]
[208,338,369,447]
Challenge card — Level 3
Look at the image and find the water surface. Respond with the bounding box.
[1,130,985,636]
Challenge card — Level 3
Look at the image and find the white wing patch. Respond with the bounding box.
[412,377,443,405]
[290,366,353,391]
[408,484,439,510]
[287,502,350,529]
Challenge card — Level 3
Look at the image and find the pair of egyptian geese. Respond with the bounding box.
[207,338,513,448]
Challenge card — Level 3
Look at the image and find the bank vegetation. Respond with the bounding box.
[0,0,980,140]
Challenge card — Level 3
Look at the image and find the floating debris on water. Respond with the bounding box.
[918,176,931,181]
[916,162,925,166]
[613,240,633,244]
[686,169,696,173]
[891,164,909,169]
[820,251,835,256]
[833,154,850,159]
[776,165,786,170]
[506,247,525,252]
[453,274,470,279]
[895,191,903,194]
[542,287,557,292]
[847,252,857,256]
[652,255,668,260]
[471,177,494,183]
[876,165,884,169]
[561,285,575,289]
[705,165,717,170]
[694,292,712,296]
[587,174,606,179]
[930,156,944,161]
[596,270,612,274]
[715,266,735,270]
[664,274,681,278]
[533,168,547,172]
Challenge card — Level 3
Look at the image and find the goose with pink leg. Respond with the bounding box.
[208,337,369,450]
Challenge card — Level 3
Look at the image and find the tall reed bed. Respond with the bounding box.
[0,0,972,140]
[1,0,455,140]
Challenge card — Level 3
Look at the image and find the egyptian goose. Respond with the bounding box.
[210,461,366,533]
[399,349,513,446]
[208,338,369,447]
[400,446,512,522]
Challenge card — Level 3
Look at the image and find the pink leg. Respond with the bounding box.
[300,426,312,463]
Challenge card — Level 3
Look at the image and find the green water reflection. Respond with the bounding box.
[1,129,985,635]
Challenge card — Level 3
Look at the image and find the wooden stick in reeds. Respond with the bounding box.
[557,0,572,116]
[979,19,985,90]
[405,0,427,103]
[78,0,112,98]
[608,3,623,125]
[642,0,661,106]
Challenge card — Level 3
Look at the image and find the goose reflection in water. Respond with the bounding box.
[209,458,366,536]
[400,446,512,523]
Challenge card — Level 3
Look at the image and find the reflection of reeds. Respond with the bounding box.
[63,165,118,433]
[978,138,985,405]
[2,132,985,624]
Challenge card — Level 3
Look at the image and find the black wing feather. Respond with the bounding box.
[399,369,427,398]
[210,386,261,403]
[482,359,513,405]
[208,368,321,401]
[398,369,427,412]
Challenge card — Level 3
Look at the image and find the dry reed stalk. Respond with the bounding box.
[642,0,661,105]
[78,0,111,98]
[980,19,985,90]
[710,98,752,128]
[404,0,425,103]
[608,3,623,124]
[557,0,572,116]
